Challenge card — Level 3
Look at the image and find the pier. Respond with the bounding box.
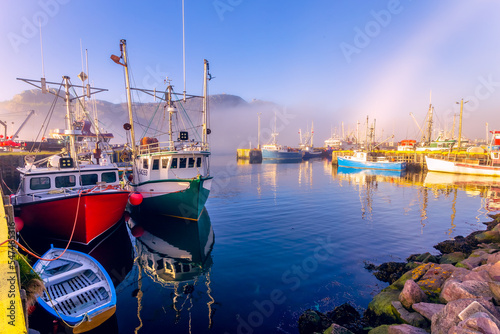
[0,189,28,333]
[236,148,262,163]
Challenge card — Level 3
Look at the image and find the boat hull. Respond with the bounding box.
[133,176,212,221]
[262,150,302,161]
[302,151,322,160]
[337,157,407,171]
[15,191,129,244]
[425,156,500,176]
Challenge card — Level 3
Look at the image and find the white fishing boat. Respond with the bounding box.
[112,39,212,221]
[425,130,500,177]
[33,247,116,333]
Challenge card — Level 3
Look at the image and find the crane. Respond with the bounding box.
[12,110,35,139]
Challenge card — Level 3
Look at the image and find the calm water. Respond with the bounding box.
[27,155,500,333]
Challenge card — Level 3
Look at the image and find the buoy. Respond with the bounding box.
[131,225,144,238]
[129,192,143,206]
[14,217,24,232]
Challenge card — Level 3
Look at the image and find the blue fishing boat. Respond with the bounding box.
[262,113,302,161]
[337,151,406,171]
[261,144,302,161]
[33,247,116,333]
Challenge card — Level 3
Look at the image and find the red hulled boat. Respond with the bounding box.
[11,75,130,244]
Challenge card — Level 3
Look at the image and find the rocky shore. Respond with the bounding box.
[298,213,500,334]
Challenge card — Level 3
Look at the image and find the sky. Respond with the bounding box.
[1,0,500,144]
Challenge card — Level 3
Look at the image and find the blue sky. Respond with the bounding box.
[1,0,500,143]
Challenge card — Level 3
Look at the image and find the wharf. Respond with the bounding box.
[0,190,27,333]
[331,150,491,171]
[236,148,262,163]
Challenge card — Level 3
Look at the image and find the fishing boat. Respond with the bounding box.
[425,130,500,177]
[112,39,212,221]
[299,122,322,160]
[33,247,116,333]
[261,114,302,161]
[11,76,130,244]
[337,151,407,171]
[397,139,416,151]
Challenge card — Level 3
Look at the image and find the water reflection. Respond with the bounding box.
[118,210,215,333]
[424,172,500,221]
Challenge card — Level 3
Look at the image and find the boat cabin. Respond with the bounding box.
[136,153,210,181]
[17,159,120,198]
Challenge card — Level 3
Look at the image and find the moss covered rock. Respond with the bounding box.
[367,325,390,334]
[364,289,402,327]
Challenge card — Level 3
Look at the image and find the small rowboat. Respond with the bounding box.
[33,247,116,333]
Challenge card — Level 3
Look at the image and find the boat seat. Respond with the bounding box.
[43,275,110,316]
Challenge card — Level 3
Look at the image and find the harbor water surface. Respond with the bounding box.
[42,155,500,333]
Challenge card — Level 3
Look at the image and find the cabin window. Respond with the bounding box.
[161,158,168,169]
[81,174,98,186]
[188,158,195,168]
[152,159,160,170]
[30,177,51,190]
[102,172,117,183]
[196,157,202,168]
[143,159,149,169]
[55,175,76,188]
[170,158,178,169]
[179,158,187,168]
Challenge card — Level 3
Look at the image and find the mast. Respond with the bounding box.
[63,76,77,161]
[426,91,433,145]
[257,112,261,149]
[202,59,209,151]
[456,98,468,149]
[311,121,314,147]
[365,116,369,150]
[167,84,176,151]
[121,39,137,157]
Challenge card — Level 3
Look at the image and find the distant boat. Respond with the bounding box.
[33,247,116,333]
[299,122,322,160]
[337,151,407,171]
[416,132,457,152]
[262,113,302,161]
[397,139,416,151]
[425,130,500,177]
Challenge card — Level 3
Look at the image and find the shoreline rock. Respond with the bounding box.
[298,213,500,334]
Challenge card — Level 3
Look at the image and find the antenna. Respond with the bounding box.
[39,18,46,93]
[182,0,186,101]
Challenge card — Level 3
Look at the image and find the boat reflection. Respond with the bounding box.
[119,210,216,332]
[424,172,500,213]
[131,210,214,284]
[335,166,407,179]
